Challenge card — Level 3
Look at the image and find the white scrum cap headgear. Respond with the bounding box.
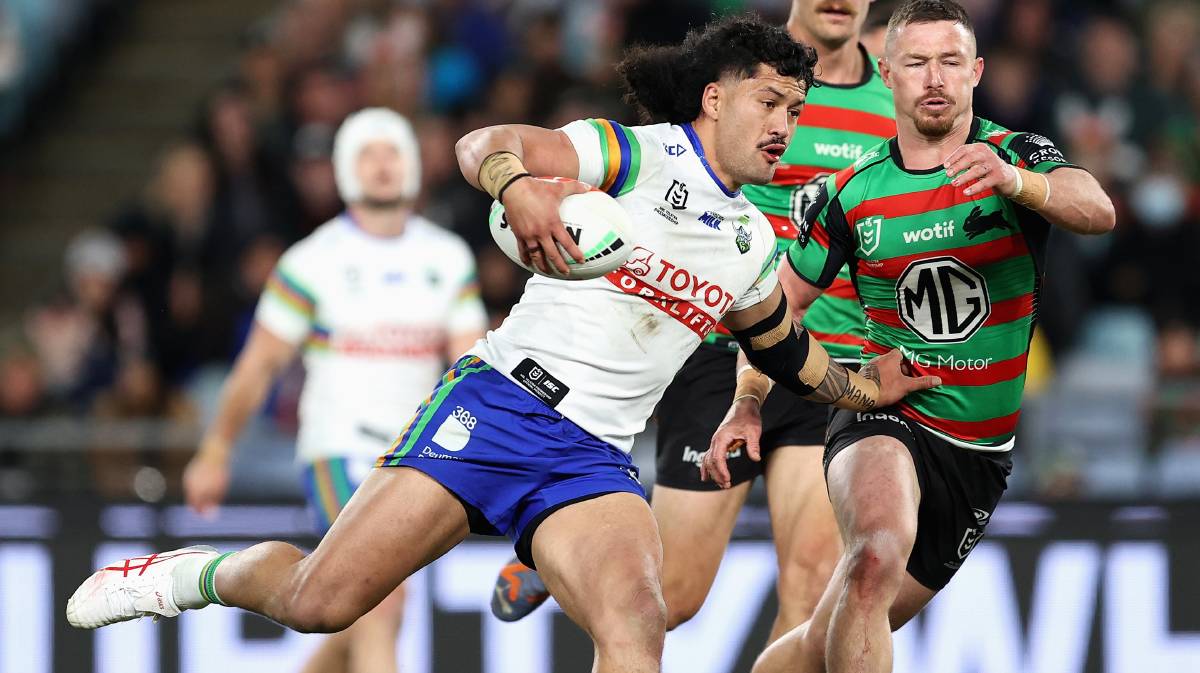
[333,107,421,203]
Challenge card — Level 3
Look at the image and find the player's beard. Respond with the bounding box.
[914,112,955,137]
[912,97,958,138]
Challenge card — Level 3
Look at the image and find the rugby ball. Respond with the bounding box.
[488,178,634,280]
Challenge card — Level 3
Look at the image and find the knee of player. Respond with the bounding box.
[596,577,668,643]
[629,580,668,630]
[776,549,837,601]
[843,533,909,595]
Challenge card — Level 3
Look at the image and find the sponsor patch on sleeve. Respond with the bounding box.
[1010,133,1069,166]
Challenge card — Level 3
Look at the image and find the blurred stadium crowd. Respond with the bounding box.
[1,0,1198,501]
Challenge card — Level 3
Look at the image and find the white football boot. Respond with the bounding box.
[66,545,218,629]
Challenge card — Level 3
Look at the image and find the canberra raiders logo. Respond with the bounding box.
[896,256,990,343]
[856,216,883,256]
[734,216,753,254]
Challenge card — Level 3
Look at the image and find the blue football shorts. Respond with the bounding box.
[375,355,646,567]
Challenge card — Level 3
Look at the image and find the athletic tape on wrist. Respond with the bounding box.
[478,151,527,201]
[1011,165,1023,196]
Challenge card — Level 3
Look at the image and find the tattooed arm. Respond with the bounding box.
[722,286,936,411]
[704,287,936,487]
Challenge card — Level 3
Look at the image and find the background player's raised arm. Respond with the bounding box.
[455,125,588,274]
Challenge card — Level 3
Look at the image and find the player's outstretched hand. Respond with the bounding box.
[183,441,232,517]
[701,397,764,489]
[864,349,941,408]
[500,177,589,275]
[943,143,1019,198]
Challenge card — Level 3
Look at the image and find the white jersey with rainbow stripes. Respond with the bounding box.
[470,119,778,453]
[256,214,487,463]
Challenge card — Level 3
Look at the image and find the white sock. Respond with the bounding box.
[171,554,214,610]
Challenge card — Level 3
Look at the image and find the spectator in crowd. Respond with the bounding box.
[198,84,296,270]
[1052,13,1159,186]
[24,229,146,412]
[89,357,195,500]
[109,142,219,383]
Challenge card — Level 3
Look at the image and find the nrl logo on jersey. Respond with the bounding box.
[734,215,753,254]
[855,216,883,256]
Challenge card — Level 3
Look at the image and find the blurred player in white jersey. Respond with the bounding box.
[69,18,934,673]
[180,108,487,673]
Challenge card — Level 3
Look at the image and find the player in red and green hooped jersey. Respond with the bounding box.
[705,2,1115,672]
[648,0,897,643]
[741,18,894,365]
[484,0,901,644]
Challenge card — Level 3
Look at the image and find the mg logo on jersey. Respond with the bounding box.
[856,216,883,256]
[896,256,991,343]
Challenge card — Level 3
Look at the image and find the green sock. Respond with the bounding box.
[197,552,236,607]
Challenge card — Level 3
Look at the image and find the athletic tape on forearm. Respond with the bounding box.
[729,295,880,411]
[734,364,773,406]
[1011,166,1050,210]
[729,296,816,399]
[478,151,530,201]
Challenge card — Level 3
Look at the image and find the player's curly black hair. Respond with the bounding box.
[616,15,818,126]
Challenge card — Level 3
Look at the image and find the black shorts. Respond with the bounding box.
[824,407,1012,591]
[655,343,828,491]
